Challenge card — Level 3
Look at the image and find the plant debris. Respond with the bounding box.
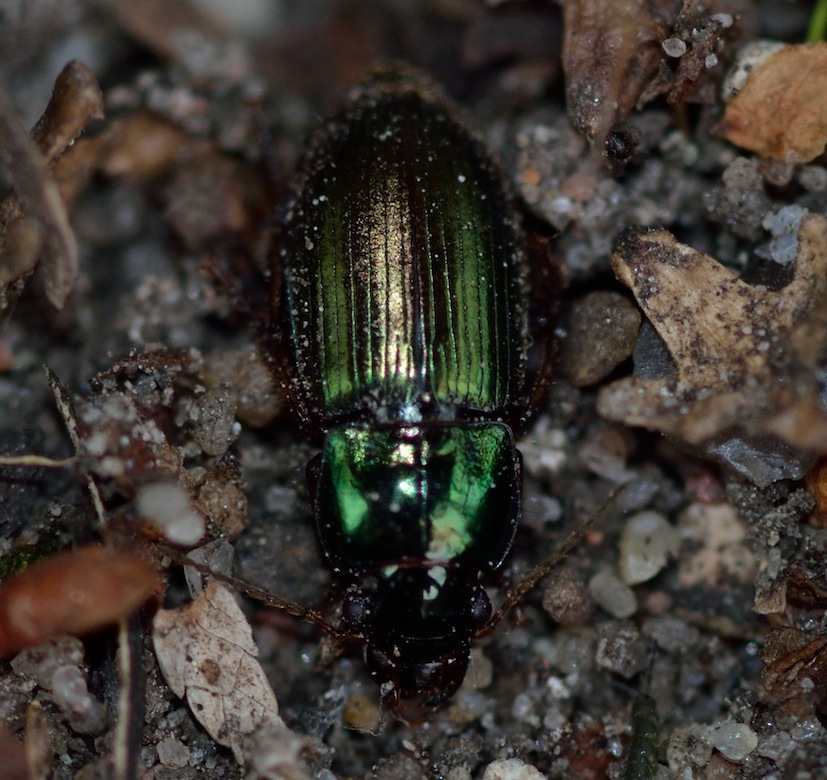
[152,581,313,773]
[721,41,827,162]
[0,546,157,657]
[597,213,827,479]
[0,61,102,310]
[558,0,663,144]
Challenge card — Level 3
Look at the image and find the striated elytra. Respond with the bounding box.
[280,68,532,721]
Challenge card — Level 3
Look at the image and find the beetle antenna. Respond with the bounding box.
[482,482,630,633]
[154,544,350,641]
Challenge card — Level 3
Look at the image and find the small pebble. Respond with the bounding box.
[343,693,380,734]
[51,665,107,735]
[137,482,205,545]
[799,165,827,192]
[554,631,595,676]
[542,567,593,626]
[762,205,807,265]
[191,382,238,456]
[667,724,714,775]
[708,722,758,763]
[618,511,679,585]
[661,37,687,57]
[157,736,190,768]
[10,636,85,689]
[707,435,809,487]
[578,425,634,482]
[560,171,598,202]
[246,725,314,779]
[630,322,674,380]
[595,623,648,678]
[204,347,283,428]
[481,758,546,780]
[643,590,672,615]
[561,291,641,387]
[641,615,699,654]
[710,12,733,28]
[461,647,493,691]
[371,752,430,780]
[756,730,794,763]
[677,502,755,588]
[588,569,637,619]
[721,156,762,189]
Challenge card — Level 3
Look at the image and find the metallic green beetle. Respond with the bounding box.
[280,68,531,721]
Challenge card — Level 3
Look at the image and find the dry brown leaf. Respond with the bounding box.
[805,456,827,527]
[152,582,311,771]
[0,96,76,308]
[597,214,827,455]
[0,546,158,657]
[721,42,827,163]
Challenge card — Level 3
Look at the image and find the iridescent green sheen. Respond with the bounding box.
[280,70,534,715]
[316,422,519,572]
[284,72,527,421]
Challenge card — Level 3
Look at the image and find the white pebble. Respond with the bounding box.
[461,647,494,691]
[619,511,679,585]
[51,665,107,734]
[588,569,637,618]
[137,482,205,545]
[762,205,807,265]
[482,758,546,780]
[710,13,733,28]
[709,722,758,762]
[662,37,687,57]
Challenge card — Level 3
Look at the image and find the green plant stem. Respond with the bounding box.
[807,0,827,42]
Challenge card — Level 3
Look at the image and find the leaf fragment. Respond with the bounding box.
[152,582,311,771]
[721,42,827,163]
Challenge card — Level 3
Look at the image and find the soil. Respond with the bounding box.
[1,2,826,779]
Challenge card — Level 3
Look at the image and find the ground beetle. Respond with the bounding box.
[277,68,539,721]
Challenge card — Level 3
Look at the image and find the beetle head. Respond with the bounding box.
[360,567,490,723]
